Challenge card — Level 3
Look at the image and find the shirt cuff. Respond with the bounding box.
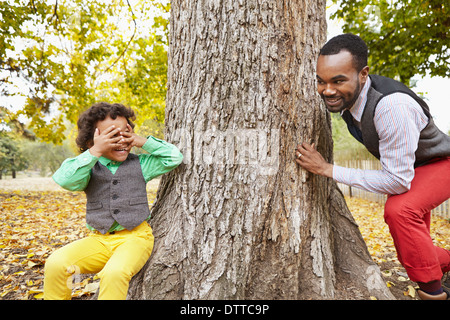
[142,136,165,153]
[84,149,99,162]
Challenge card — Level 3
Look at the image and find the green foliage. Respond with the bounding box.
[22,139,75,176]
[1,0,170,144]
[331,113,374,161]
[0,133,29,178]
[331,0,450,85]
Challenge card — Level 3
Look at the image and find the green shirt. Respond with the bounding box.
[52,136,183,232]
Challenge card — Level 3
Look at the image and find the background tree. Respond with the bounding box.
[1,0,169,144]
[328,0,450,162]
[0,133,28,179]
[330,0,449,86]
[21,138,76,176]
[128,0,394,300]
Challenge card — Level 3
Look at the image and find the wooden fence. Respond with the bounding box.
[335,159,450,219]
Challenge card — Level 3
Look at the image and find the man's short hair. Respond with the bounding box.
[319,33,368,72]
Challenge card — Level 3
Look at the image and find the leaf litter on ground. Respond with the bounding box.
[0,185,449,300]
[345,197,450,300]
[0,187,157,300]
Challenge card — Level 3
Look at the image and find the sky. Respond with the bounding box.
[326,2,450,133]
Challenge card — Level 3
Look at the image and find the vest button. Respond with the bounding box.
[112,194,118,200]
[112,180,119,185]
[113,209,120,214]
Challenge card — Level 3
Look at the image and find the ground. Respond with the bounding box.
[0,176,449,300]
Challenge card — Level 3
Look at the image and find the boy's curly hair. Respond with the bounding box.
[76,102,136,153]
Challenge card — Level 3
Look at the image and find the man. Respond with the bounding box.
[296,33,450,300]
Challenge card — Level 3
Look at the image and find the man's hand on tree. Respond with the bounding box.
[295,142,333,178]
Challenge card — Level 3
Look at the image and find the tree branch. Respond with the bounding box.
[102,0,137,74]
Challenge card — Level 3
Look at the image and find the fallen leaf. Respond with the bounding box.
[404,285,416,298]
[386,281,395,288]
[33,292,44,299]
[382,270,392,277]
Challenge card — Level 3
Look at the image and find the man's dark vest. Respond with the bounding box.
[84,154,150,234]
[343,74,450,167]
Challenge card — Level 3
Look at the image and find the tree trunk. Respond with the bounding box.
[128,0,394,300]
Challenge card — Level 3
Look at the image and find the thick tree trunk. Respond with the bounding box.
[128,0,394,300]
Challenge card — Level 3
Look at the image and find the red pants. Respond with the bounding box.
[384,157,450,283]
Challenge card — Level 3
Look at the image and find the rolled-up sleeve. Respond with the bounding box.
[139,136,183,182]
[333,93,428,195]
[52,150,99,191]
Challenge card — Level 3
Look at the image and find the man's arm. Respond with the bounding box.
[334,94,427,194]
[296,94,428,195]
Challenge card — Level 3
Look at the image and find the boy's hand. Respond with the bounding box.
[120,124,147,148]
[89,125,123,158]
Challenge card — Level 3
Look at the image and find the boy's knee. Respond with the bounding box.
[45,250,65,272]
[45,249,77,276]
[100,264,132,282]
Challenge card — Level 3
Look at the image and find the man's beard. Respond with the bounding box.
[322,80,361,113]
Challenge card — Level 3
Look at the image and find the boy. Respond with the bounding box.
[44,102,183,299]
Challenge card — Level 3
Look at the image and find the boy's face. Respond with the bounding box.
[96,115,131,162]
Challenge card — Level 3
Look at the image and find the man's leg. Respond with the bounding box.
[384,158,450,297]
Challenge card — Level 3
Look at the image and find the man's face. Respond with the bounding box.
[316,50,368,113]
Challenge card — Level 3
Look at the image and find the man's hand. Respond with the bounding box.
[89,125,124,158]
[295,142,333,178]
[120,124,147,149]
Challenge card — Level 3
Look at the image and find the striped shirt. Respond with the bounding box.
[332,77,429,195]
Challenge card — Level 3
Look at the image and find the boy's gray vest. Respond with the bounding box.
[343,74,450,167]
[84,154,150,234]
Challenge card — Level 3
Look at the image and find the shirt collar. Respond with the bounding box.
[98,156,122,167]
[347,76,371,122]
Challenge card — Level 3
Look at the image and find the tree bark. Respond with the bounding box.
[128,0,394,300]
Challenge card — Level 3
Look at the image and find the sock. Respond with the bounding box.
[418,280,443,295]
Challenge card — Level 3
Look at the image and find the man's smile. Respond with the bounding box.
[323,96,342,106]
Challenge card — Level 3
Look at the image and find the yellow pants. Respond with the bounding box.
[43,222,154,300]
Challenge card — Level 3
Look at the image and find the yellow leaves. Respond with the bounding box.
[386,281,395,288]
[404,285,416,298]
[71,278,100,298]
[0,190,88,300]
[1,188,157,300]
[347,196,450,300]
[346,197,396,264]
